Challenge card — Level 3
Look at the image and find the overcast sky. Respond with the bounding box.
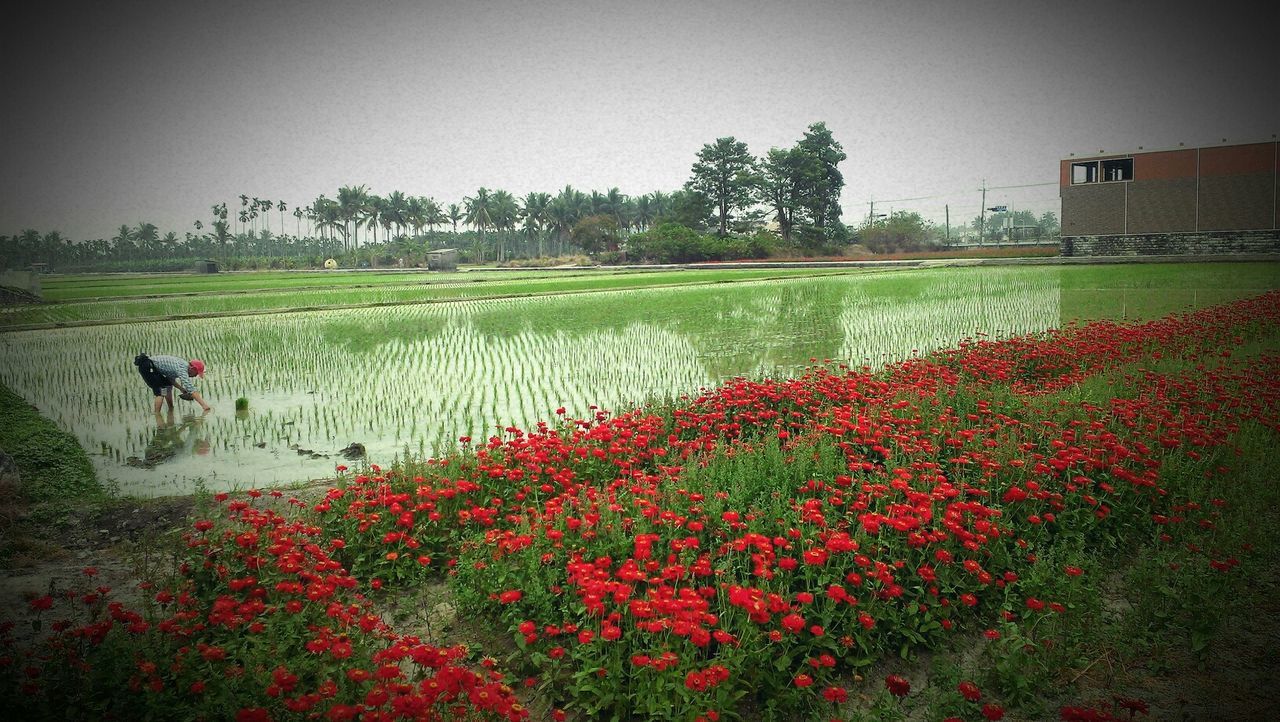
[1,0,1275,241]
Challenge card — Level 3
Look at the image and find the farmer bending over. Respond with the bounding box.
[134,353,211,413]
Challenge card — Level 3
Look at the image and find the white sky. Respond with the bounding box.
[1,0,1275,241]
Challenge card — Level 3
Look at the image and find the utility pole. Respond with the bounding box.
[868,200,875,225]
[978,180,987,245]
[945,205,950,244]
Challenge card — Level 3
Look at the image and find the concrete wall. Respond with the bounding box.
[1060,229,1280,257]
[1061,182,1126,235]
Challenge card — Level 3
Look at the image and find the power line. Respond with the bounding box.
[985,181,1058,190]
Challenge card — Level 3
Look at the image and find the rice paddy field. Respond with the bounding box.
[0,263,1276,497]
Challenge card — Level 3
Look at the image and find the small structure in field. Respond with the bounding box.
[194,260,219,274]
[324,258,338,269]
[426,248,458,271]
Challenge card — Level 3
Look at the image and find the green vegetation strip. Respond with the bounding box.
[3,268,863,329]
[0,383,100,503]
[37,269,613,302]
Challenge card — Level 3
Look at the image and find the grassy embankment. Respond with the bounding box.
[0,384,101,564]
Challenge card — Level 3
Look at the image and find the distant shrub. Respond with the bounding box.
[624,224,778,264]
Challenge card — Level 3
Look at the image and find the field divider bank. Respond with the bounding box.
[0,268,885,332]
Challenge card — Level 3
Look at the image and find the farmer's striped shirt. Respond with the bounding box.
[150,355,196,393]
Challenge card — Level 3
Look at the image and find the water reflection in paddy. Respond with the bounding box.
[0,268,1059,495]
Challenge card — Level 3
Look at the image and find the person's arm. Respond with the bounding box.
[188,390,212,412]
[171,377,211,411]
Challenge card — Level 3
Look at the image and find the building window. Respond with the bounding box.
[1101,158,1133,182]
[1072,158,1135,184]
[1072,161,1098,184]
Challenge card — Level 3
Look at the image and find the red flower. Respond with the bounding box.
[793,673,813,688]
[981,702,1005,720]
[822,686,848,703]
[958,680,982,702]
[885,674,911,698]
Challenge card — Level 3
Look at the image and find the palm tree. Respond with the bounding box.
[425,198,447,236]
[313,195,344,246]
[489,189,518,262]
[464,189,494,262]
[520,191,552,257]
[385,191,410,240]
[134,222,160,258]
[211,220,232,261]
[337,185,370,251]
[634,194,655,232]
[589,190,607,216]
[603,187,626,228]
[447,203,463,235]
[161,231,180,258]
[364,195,387,246]
[618,197,639,235]
[405,196,427,238]
[546,198,576,258]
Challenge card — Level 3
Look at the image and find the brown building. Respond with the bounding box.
[1059,139,1280,256]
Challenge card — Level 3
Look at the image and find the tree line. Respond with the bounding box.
[9,121,1024,271]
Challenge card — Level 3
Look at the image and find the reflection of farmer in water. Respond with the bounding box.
[128,411,212,468]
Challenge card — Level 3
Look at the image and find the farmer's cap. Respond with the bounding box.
[189,359,206,377]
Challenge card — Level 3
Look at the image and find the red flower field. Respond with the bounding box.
[4,291,1279,720]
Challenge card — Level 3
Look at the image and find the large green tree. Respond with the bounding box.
[794,122,846,232]
[570,214,618,256]
[759,147,805,241]
[686,137,758,236]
